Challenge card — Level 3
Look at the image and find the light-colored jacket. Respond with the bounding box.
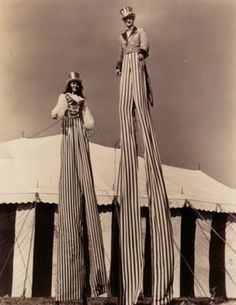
[116,26,149,71]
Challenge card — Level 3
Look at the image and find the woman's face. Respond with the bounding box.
[70,81,80,93]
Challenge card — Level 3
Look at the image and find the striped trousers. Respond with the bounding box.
[119,53,174,305]
[57,117,107,301]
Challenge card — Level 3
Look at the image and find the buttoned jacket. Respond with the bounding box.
[116,26,149,70]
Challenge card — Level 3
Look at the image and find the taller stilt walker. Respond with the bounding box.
[115,7,174,305]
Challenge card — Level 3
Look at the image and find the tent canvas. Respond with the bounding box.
[0,135,236,212]
[0,135,236,299]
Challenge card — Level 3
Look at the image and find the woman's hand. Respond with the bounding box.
[52,114,58,120]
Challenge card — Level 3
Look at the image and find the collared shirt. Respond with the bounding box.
[117,26,149,63]
[126,26,134,38]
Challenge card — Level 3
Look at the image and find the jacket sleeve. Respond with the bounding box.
[139,28,149,59]
[82,102,95,130]
[116,36,124,71]
[51,94,68,119]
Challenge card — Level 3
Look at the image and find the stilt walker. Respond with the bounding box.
[115,8,174,305]
[51,72,107,301]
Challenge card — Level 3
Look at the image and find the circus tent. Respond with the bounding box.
[0,135,236,299]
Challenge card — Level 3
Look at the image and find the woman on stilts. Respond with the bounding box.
[51,72,107,302]
[115,7,174,305]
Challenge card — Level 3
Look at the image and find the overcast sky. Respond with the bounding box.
[0,0,236,188]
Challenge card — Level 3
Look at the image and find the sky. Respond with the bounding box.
[0,0,236,188]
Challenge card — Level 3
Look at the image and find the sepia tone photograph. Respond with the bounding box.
[0,1,236,305]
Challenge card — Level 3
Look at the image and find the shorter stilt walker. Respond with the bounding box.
[51,72,107,301]
[116,8,174,305]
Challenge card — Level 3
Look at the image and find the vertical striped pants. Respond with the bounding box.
[119,53,174,305]
[57,117,107,301]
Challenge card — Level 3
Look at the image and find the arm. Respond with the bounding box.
[138,28,149,60]
[51,94,68,119]
[82,102,95,131]
[115,37,124,75]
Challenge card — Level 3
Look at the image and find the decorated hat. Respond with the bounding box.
[120,6,135,19]
[66,72,81,85]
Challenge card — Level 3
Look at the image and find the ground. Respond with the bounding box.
[0,298,235,305]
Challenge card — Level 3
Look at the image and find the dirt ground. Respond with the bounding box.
[0,298,235,305]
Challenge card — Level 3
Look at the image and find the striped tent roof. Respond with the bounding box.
[0,135,235,212]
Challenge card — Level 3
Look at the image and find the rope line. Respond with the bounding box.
[173,238,208,297]
[27,119,62,139]
[22,203,36,297]
[226,222,236,238]
[0,205,32,278]
[196,218,236,287]
[228,212,236,222]
[192,206,236,255]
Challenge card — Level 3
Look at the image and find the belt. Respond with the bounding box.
[124,50,139,54]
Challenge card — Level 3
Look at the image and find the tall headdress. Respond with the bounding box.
[66,72,81,85]
[120,6,135,19]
